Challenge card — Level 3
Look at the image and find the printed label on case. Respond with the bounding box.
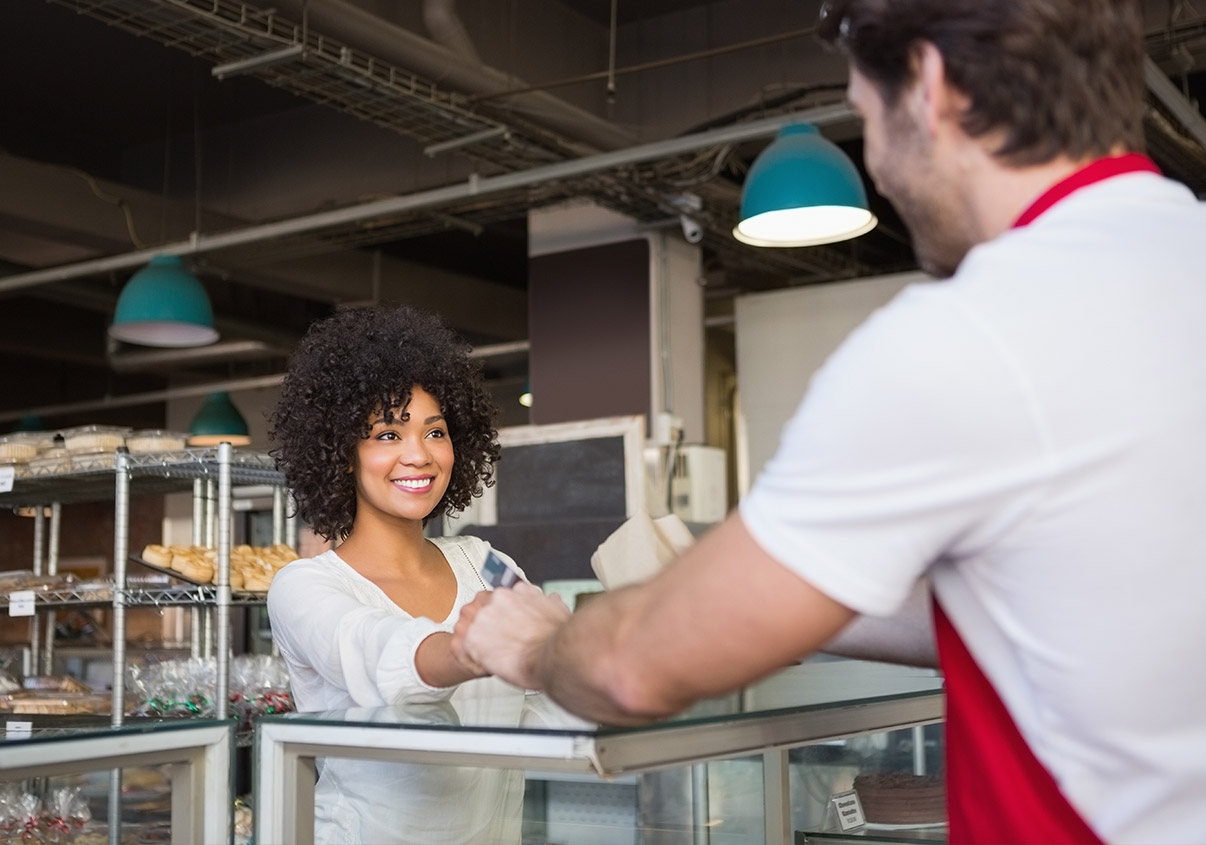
[0,466,13,493]
[7,590,35,617]
[5,721,32,740]
[831,790,866,831]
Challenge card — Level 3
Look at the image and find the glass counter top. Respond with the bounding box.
[267,687,941,738]
[2,714,228,744]
[256,662,944,778]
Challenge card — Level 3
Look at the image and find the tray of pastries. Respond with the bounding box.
[136,543,299,593]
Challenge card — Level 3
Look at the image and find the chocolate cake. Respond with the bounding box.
[853,772,946,825]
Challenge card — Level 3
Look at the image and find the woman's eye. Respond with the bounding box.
[427,429,447,439]
[377,431,399,441]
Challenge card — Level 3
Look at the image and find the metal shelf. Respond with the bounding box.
[124,585,268,608]
[2,585,268,611]
[0,447,282,506]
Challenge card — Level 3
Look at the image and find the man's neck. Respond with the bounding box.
[965,153,1090,243]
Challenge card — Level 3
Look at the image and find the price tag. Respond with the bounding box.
[7,590,35,617]
[5,721,32,740]
[0,466,13,493]
[831,790,866,831]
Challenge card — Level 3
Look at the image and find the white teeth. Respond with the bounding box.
[394,478,430,489]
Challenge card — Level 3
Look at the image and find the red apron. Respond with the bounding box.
[935,153,1160,844]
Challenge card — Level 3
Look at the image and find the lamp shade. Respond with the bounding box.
[11,414,46,433]
[188,392,251,447]
[110,255,219,347]
[734,124,877,248]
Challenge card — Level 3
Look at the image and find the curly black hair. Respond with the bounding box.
[269,305,499,541]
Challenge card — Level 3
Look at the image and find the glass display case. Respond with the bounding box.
[255,663,946,845]
[1,716,233,844]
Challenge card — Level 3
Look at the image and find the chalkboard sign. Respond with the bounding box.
[446,416,645,584]
[496,438,627,522]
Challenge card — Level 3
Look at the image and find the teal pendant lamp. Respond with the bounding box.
[188,392,251,447]
[109,255,219,347]
[734,124,877,247]
[11,414,46,433]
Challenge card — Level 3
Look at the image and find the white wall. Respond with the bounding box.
[733,271,927,496]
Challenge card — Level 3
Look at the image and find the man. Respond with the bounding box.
[455,2,1206,842]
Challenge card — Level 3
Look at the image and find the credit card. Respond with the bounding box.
[480,550,519,589]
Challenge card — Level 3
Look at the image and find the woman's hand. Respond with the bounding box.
[453,583,571,690]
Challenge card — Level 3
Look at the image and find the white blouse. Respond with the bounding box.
[267,534,529,844]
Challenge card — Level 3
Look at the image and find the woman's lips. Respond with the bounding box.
[392,476,434,493]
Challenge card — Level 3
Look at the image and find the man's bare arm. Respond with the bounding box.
[459,512,856,725]
[819,577,937,668]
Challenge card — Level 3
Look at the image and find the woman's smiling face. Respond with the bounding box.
[352,386,454,525]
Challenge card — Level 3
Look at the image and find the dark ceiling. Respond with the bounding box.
[1,0,1204,433]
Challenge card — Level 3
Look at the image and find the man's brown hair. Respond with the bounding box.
[818,0,1147,165]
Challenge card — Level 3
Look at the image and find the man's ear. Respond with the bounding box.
[909,40,965,137]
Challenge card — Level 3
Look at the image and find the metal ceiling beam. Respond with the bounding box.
[0,103,856,295]
[1144,55,1206,151]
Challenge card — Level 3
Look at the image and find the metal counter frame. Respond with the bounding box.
[1,719,233,845]
[255,689,943,845]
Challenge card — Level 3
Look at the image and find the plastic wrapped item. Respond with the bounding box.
[9,693,110,715]
[13,791,40,845]
[124,430,188,454]
[0,572,78,595]
[0,783,24,840]
[233,799,253,845]
[23,675,91,693]
[0,433,48,465]
[27,443,71,474]
[127,655,293,731]
[58,425,130,454]
[42,786,91,844]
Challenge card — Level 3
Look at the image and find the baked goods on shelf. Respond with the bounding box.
[853,771,946,825]
[59,424,130,454]
[139,543,299,592]
[7,693,110,715]
[0,432,44,463]
[125,429,188,453]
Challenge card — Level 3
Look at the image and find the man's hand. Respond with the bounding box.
[453,583,571,690]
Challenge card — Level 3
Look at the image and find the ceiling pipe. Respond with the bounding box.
[0,103,855,295]
[422,0,481,64]
[1144,55,1206,150]
[1,339,533,423]
[107,339,288,372]
[0,374,288,425]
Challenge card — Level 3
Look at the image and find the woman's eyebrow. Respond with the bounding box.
[425,414,445,424]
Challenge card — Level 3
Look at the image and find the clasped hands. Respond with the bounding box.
[451,582,572,690]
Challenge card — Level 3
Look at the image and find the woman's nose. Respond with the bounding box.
[396,435,431,465]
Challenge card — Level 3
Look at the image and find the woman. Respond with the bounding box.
[267,304,526,844]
